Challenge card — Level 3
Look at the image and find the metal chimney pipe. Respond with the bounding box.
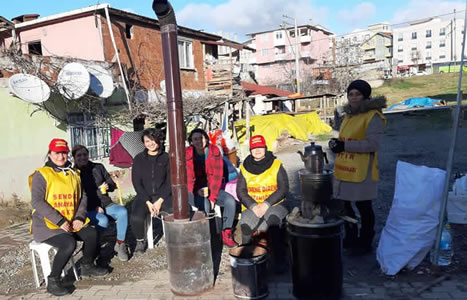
[152,0,189,220]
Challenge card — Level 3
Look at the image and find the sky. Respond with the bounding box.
[2,0,465,40]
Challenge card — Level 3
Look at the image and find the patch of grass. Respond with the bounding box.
[374,73,467,107]
[315,134,334,141]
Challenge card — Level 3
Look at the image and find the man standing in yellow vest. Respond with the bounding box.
[329,80,386,256]
[30,139,108,296]
[237,135,289,273]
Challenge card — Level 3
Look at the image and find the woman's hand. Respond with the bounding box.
[152,198,164,216]
[252,203,269,218]
[60,221,72,232]
[72,219,84,231]
[146,201,156,217]
[329,138,345,153]
[96,206,105,214]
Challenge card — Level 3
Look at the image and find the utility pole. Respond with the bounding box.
[454,9,457,61]
[282,15,301,94]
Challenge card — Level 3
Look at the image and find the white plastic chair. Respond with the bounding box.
[146,215,154,249]
[29,240,79,287]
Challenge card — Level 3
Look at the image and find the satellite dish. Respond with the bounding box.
[87,65,115,98]
[57,62,90,99]
[8,74,50,103]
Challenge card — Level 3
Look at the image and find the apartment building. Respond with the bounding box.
[335,22,391,66]
[247,25,333,88]
[393,17,465,73]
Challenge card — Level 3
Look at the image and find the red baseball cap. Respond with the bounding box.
[49,138,70,153]
[249,135,266,150]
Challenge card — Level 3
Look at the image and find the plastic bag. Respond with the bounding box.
[376,161,446,275]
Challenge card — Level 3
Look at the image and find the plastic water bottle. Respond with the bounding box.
[430,224,453,266]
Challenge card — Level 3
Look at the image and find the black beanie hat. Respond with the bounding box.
[347,80,371,99]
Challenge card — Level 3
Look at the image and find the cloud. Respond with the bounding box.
[336,2,376,26]
[392,0,464,25]
[177,0,328,41]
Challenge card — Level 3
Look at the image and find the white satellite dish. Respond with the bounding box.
[87,65,115,98]
[57,62,90,100]
[8,73,50,103]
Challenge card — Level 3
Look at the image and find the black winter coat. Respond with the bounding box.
[132,150,171,206]
[78,162,116,211]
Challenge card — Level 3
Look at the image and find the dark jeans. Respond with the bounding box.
[343,200,375,249]
[43,225,97,277]
[188,190,236,230]
[130,196,172,240]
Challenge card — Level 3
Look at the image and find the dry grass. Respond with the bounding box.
[373,73,467,106]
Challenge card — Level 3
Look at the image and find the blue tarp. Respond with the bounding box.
[387,97,443,111]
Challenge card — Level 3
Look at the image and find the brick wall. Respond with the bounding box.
[100,15,206,91]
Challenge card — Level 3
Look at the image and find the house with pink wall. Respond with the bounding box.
[247,25,333,90]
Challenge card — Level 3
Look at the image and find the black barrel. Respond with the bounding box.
[229,245,269,299]
[298,169,333,204]
[287,215,343,300]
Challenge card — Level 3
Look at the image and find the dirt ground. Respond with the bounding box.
[1,107,467,297]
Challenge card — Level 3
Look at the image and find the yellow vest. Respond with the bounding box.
[334,110,386,183]
[239,159,284,211]
[29,166,90,232]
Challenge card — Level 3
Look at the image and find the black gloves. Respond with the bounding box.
[328,138,345,153]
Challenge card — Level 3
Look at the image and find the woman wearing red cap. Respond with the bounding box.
[29,139,108,296]
[328,79,386,256]
[237,135,289,273]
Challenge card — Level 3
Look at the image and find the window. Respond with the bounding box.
[398,33,403,41]
[426,29,432,38]
[125,24,134,39]
[412,32,417,39]
[275,32,283,39]
[440,51,446,59]
[261,49,269,56]
[426,51,431,60]
[411,44,417,51]
[68,113,110,160]
[440,39,446,47]
[398,45,403,52]
[178,39,193,69]
[275,46,285,54]
[440,28,446,36]
[426,41,432,49]
[28,41,42,55]
[398,55,403,64]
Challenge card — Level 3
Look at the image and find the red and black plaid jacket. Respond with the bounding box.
[186,144,223,203]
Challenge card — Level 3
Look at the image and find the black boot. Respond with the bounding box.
[80,263,109,277]
[47,276,70,296]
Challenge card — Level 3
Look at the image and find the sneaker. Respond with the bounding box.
[134,240,146,256]
[80,263,109,277]
[222,229,238,248]
[114,242,129,262]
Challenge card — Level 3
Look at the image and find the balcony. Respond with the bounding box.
[300,35,311,43]
[362,43,376,50]
[273,38,286,47]
[363,55,375,61]
[385,52,392,57]
[274,53,294,61]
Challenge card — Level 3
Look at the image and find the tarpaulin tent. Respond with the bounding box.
[234,112,331,149]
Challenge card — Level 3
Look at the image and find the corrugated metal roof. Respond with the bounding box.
[240,81,292,97]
